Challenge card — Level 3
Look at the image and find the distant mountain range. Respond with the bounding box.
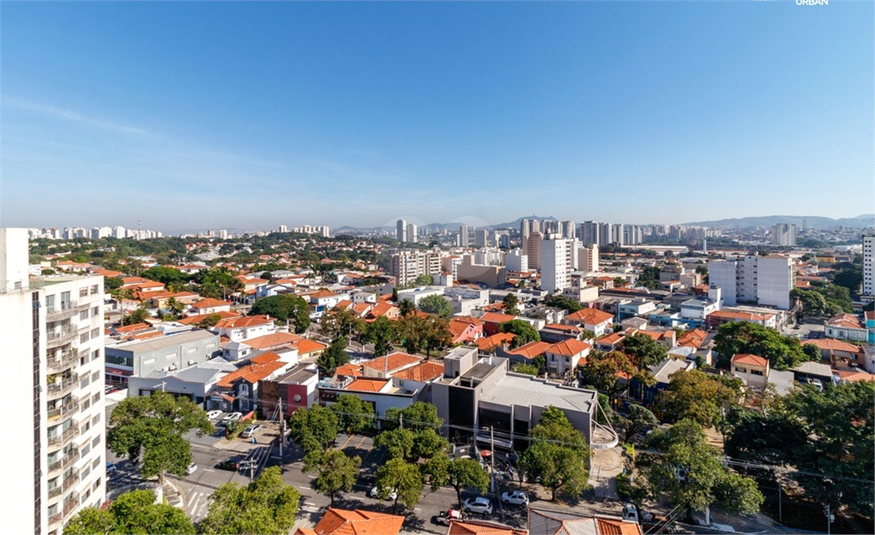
[682,214,875,229]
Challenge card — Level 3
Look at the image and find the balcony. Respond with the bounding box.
[47,449,80,474]
[46,349,78,374]
[46,301,80,322]
[46,329,76,348]
[46,374,79,399]
[63,493,81,518]
[47,424,79,450]
[47,399,79,421]
[61,470,80,492]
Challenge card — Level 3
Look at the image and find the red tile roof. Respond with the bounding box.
[214,315,274,329]
[507,341,552,360]
[191,298,232,309]
[565,307,614,325]
[475,333,516,352]
[344,378,390,393]
[391,361,444,382]
[303,507,404,535]
[732,354,769,367]
[178,311,241,325]
[677,329,708,348]
[334,363,363,377]
[826,314,863,329]
[244,332,301,349]
[448,520,526,535]
[804,339,863,353]
[480,312,516,324]
[708,310,772,321]
[360,352,421,373]
[596,332,625,346]
[216,359,286,388]
[543,323,580,333]
[546,339,592,357]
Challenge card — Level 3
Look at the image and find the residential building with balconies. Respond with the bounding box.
[1,228,106,535]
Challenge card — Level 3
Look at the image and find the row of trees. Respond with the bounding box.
[320,307,453,359]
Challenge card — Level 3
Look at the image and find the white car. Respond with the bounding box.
[206,410,223,421]
[186,462,198,475]
[370,485,398,501]
[221,412,242,425]
[500,490,528,506]
[241,424,262,439]
[462,497,493,515]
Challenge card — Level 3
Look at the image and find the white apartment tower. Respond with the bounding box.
[578,244,599,273]
[474,229,490,248]
[708,255,795,309]
[396,219,407,243]
[505,249,528,272]
[771,224,797,246]
[459,224,469,248]
[525,232,543,270]
[0,228,106,535]
[580,221,600,246]
[541,236,572,294]
[406,223,418,244]
[863,233,874,296]
[389,250,443,286]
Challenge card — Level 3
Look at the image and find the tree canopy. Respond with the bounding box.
[303,449,361,505]
[712,321,810,370]
[362,316,396,357]
[198,467,301,535]
[316,336,350,377]
[287,404,339,454]
[656,370,742,428]
[249,295,310,333]
[375,458,425,513]
[418,294,453,318]
[500,319,541,348]
[64,489,194,535]
[621,333,668,370]
[107,392,213,482]
[544,295,583,313]
[330,394,375,435]
[519,406,590,501]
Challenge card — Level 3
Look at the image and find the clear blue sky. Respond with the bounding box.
[2,1,872,233]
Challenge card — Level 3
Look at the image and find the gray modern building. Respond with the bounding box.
[105,330,220,386]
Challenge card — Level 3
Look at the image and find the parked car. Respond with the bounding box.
[370,485,398,501]
[500,490,528,506]
[241,424,262,439]
[206,410,223,421]
[434,509,463,526]
[221,412,242,425]
[462,497,493,515]
[186,462,198,475]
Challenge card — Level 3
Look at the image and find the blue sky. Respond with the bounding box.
[2,1,872,233]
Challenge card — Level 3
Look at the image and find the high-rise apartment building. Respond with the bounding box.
[396,219,407,243]
[1,228,106,535]
[771,224,797,246]
[580,221,600,246]
[863,233,874,296]
[541,236,572,293]
[459,224,469,248]
[578,244,599,273]
[406,223,417,244]
[525,232,543,270]
[708,255,795,309]
[505,249,528,272]
[561,221,576,240]
[389,250,443,286]
[278,225,288,233]
[474,229,490,248]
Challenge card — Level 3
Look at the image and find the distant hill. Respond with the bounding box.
[683,215,875,229]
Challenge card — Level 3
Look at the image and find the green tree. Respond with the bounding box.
[316,336,350,377]
[198,466,300,535]
[656,370,741,428]
[362,316,397,357]
[512,362,540,376]
[423,316,452,357]
[440,456,490,509]
[303,449,361,505]
[639,419,764,522]
[831,264,863,294]
[621,333,668,370]
[712,321,806,369]
[64,488,194,535]
[287,404,339,454]
[375,427,415,461]
[196,313,223,329]
[249,295,311,333]
[418,294,452,318]
[107,392,213,483]
[577,350,637,397]
[724,407,807,466]
[500,319,541,348]
[375,458,425,513]
[398,298,416,317]
[330,394,375,435]
[544,295,583,313]
[415,273,434,286]
[783,381,875,516]
[519,406,590,501]
[320,308,363,339]
[397,314,427,354]
[802,343,821,362]
[503,293,520,315]
[124,305,151,325]
[623,404,660,443]
[140,266,190,286]
[384,402,443,432]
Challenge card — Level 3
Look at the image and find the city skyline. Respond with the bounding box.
[2,2,873,230]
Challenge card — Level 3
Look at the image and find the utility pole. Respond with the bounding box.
[278,398,284,459]
[826,504,832,535]
[489,426,495,494]
[778,481,783,524]
[399,413,403,429]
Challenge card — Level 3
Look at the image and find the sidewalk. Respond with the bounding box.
[588,447,624,500]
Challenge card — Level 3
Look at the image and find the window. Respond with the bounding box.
[93,478,101,491]
[90,285,99,295]
[82,421,90,433]
[92,435,100,448]
[81,466,90,479]
[91,349,99,362]
[80,355,87,366]
[91,328,99,339]
[61,291,71,309]
[91,306,99,317]
[81,399,90,411]
[80,376,90,389]
[81,443,90,457]
[92,392,100,404]
[92,414,101,426]
[79,333,89,344]
[92,458,100,469]
[92,370,100,382]
[79,288,88,298]
[46,294,56,313]
[79,310,89,321]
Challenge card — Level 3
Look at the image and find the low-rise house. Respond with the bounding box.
[804,339,867,369]
[189,298,233,315]
[790,361,834,388]
[127,359,237,406]
[258,363,319,416]
[213,315,276,343]
[594,331,625,352]
[479,311,517,336]
[295,508,404,535]
[635,358,694,404]
[824,314,868,343]
[617,299,658,321]
[679,296,720,322]
[448,520,527,535]
[564,307,614,336]
[544,339,592,376]
[539,323,581,343]
[178,310,241,325]
[706,309,776,330]
[475,332,516,353]
[212,351,296,412]
[731,354,769,390]
[360,351,422,378]
[448,316,485,344]
[503,341,552,366]
[528,508,642,535]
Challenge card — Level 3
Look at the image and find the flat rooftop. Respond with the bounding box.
[461,361,500,382]
[108,329,216,353]
[481,373,597,414]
